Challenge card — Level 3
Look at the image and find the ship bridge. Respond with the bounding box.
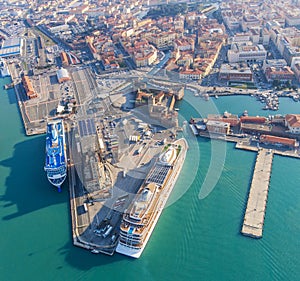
[158,146,176,166]
[51,124,59,146]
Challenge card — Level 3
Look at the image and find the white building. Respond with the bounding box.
[291,57,300,82]
[49,24,69,33]
[0,37,23,58]
[262,59,287,72]
[286,13,300,27]
[228,42,267,63]
[57,68,70,83]
[179,68,202,80]
[291,57,300,69]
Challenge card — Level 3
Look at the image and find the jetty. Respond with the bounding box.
[241,148,274,238]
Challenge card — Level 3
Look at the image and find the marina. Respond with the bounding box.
[241,148,273,238]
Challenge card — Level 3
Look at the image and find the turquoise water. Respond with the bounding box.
[1,78,300,281]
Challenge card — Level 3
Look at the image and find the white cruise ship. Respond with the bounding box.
[116,138,187,258]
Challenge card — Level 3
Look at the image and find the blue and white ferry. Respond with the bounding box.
[44,120,67,192]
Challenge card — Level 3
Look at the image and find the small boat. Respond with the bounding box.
[4,83,14,90]
[0,59,10,77]
[91,249,100,254]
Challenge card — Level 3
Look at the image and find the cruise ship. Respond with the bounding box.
[44,120,67,192]
[116,138,187,258]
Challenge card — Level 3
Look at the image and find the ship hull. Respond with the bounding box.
[115,243,145,258]
[116,138,187,258]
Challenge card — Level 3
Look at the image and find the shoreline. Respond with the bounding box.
[5,61,300,137]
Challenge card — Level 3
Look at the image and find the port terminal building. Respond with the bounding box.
[0,38,23,58]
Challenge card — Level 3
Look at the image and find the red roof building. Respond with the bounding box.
[285,114,300,134]
[22,76,38,99]
[260,135,299,148]
[240,116,267,124]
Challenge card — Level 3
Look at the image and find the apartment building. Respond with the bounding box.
[179,68,202,80]
[264,66,294,82]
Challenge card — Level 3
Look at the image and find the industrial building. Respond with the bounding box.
[0,38,23,58]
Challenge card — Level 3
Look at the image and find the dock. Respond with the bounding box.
[241,148,274,238]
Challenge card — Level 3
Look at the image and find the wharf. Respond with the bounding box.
[236,142,300,159]
[241,148,274,238]
[196,128,300,159]
[66,119,172,255]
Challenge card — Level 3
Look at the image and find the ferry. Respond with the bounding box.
[116,138,187,258]
[44,120,67,192]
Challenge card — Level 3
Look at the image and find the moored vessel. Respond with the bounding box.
[0,59,10,77]
[44,119,67,192]
[116,138,187,258]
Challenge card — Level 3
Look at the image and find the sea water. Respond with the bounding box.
[1,79,300,281]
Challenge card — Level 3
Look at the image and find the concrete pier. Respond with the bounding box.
[241,148,274,238]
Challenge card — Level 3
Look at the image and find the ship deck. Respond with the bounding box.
[45,121,66,169]
[145,165,171,186]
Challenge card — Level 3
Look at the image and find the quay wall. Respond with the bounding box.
[241,148,273,238]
